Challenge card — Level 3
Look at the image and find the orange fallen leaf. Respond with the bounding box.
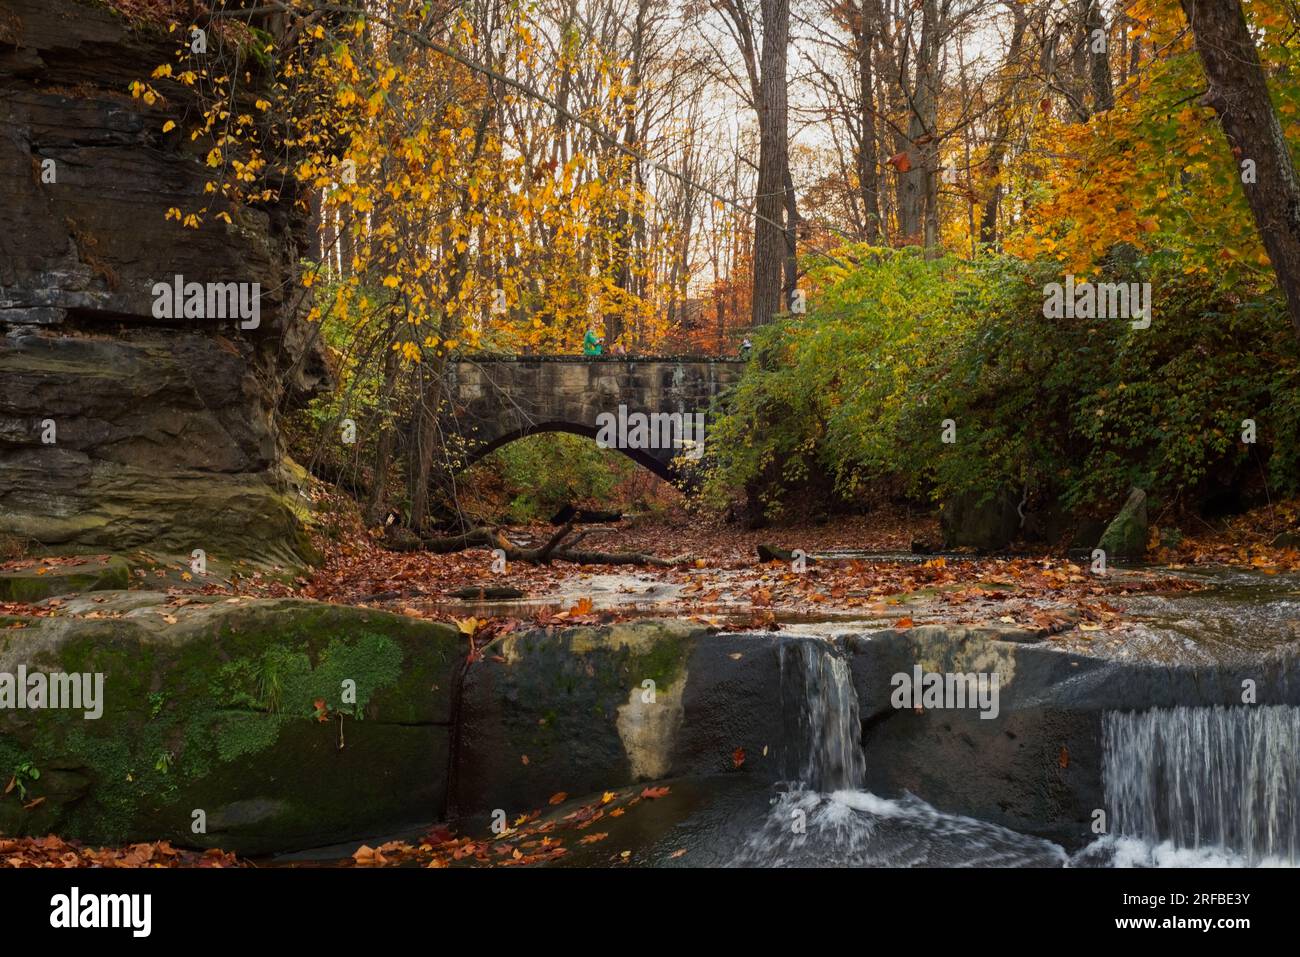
[732,747,746,769]
[896,617,914,629]
[640,786,670,800]
[1058,746,1069,769]
[548,791,567,805]
[578,832,608,845]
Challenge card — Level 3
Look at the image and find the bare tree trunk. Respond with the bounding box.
[979,3,1028,247]
[1181,0,1300,339]
[897,0,938,248]
[855,0,882,243]
[367,345,401,522]
[1086,0,1113,112]
[752,0,791,324]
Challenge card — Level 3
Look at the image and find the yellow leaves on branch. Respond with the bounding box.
[138,6,669,363]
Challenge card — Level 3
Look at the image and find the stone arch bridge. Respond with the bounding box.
[445,356,747,481]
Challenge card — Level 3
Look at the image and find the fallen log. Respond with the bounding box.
[756,543,818,565]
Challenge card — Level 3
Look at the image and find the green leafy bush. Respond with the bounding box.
[472,433,636,523]
[702,246,1300,521]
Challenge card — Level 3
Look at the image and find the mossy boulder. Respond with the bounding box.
[1096,487,1148,560]
[0,555,129,602]
[0,593,463,854]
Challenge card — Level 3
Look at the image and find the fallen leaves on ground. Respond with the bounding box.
[0,836,241,868]
[344,783,676,869]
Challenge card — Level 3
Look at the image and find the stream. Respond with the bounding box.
[589,566,1296,866]
[279,565,1300,868]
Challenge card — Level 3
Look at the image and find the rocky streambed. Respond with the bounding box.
[0,567,1297,865]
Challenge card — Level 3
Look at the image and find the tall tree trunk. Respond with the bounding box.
[979,4,1028,247]
[855,0,882,243]
[607,0,648,345]
[752,0,790,325]
[1086,0,1113,113]
[1181,0,1300,339]
[898,0,938,248]
[783,163,798,303]
[367,345,401,523]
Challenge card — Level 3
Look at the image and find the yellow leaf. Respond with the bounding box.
[162,120,176,133]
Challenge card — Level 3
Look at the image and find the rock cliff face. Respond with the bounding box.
[0,0,324,565]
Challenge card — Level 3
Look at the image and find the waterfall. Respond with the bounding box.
[779,639,866,791]
[733,636,1065,866]
[1102,705,1300,865]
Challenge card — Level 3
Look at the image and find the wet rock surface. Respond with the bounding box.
[0,592,463,854]
[0,0,325,565]
[3,567,1296,859]
[0,554,127,601]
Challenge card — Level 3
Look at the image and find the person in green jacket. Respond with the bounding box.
[583,328,604,355]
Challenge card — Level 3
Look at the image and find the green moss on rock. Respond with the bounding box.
[0,594,463,854]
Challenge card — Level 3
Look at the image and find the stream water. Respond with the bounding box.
[725,633,1299,868]
[283,566,1300,868]
[727,640,1069,866]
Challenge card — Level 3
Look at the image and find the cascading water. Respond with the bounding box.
[730,641,1297,867]
[732,638,1065,867]
[780,639,867,791]
[1095,705,1300,866]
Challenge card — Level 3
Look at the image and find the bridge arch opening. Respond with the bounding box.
[460,421,684,484]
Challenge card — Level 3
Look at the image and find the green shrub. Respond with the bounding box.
[702,246,1300,520]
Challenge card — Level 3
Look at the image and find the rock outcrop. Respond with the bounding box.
[0,0,326,565]
[1096,486,1149,560]
[5,596,1298,854]
[0,592,463,854]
